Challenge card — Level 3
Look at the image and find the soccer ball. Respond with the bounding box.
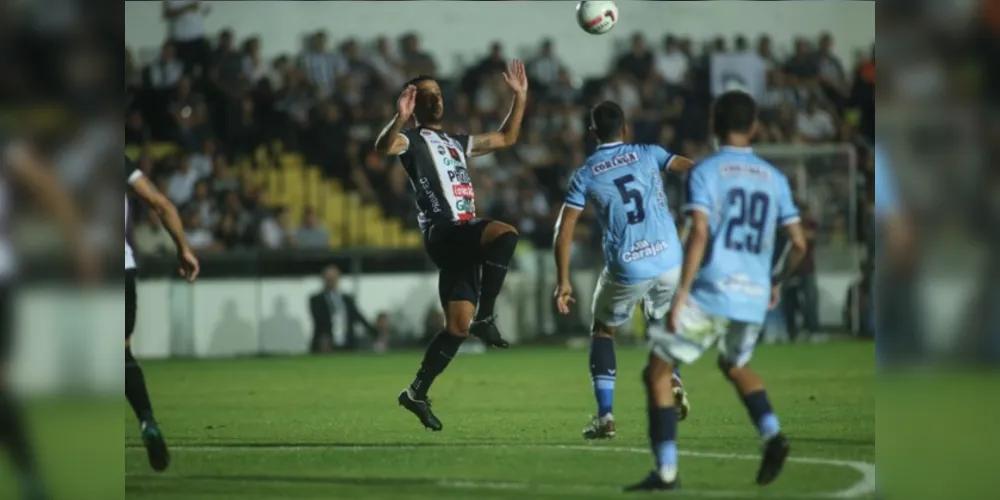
[576,1,619,35]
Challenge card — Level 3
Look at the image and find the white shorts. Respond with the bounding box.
[591,267,682,328]
[649,301,763,368]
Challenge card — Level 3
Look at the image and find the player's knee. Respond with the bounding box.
[592,323,616,340]
[445,319,472,338]
[483,222,519,247]
[717,355,738,380]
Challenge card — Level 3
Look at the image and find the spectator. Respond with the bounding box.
[147,42,184,91]
[211,29,245,97]
[259,207,296,249]
[369,36,406,91]
[296,208,330,249]
[781,204,821,342]
[850,45,875,142]
[529,39,563,93]
[373,312,393,353]
[734,34,750,53]
[601,73,641,119]
[784,38,819,86]
[168,75,208,148]
[817,33,848,106]
[756,35,779,71]
[275,69,313,146]
[211,155,240,196]
[166,153,202,206]
[548,68,580,106]
[133,211,177,257]
[221,191,255,239]
[300,31,343,98]
[189,138,215,177]
[162,0,211,75]
[215,212,244,250]
[267,55,292,91]
[796,97,837,143]
[399,32,436,76]
[183,211,218,250]
[340,39,376,92]
[241,36,268,85]
[654,35,689,86]
[308,265,377,353]
[760,70,801,112]
[616,33,654,82]
[125,109,151,147]
[186,180,219,230]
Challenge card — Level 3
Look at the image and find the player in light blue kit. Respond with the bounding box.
[553,101,694,440]
[626,92,808,492]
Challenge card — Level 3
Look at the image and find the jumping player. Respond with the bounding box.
[125,155,200,471]
[373,61,528,431]
[553,101,694,440]
[627,91,807,491]
[1,139,95,500]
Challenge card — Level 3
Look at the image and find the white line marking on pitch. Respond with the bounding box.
[126,444,876,499]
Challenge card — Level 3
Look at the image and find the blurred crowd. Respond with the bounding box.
[125,8,876,258]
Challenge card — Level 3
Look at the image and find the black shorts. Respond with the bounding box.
[0,282,12,360]
[423,219,490,309]
[126,270,137,339]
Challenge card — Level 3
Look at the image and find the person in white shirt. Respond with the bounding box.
[655,36,689,86]
[241,37,269,86]
[369,37,406,92]
[162,0,211,75]
[166,154,202,206]
[795,98,837,143]
[148,43,184,91]
[134,210,178,257]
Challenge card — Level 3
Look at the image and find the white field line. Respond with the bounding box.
[125,443,876,499]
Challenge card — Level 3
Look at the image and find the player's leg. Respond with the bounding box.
[469,220,518,346]
[125,271,169,472]
[627,301,719,492]
[582,271,643,440]
[718,322,789,486]
[643,268,691,421]
[0,285,47,500]
[398,265,477,431]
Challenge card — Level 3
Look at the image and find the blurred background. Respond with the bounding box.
[117,0,875,367]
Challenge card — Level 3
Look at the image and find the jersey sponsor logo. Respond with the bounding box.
[421,129,436,138]
[447,166,471,184]
[720,163,773,180]
[419,177,443,214]
[718,274,768,297]
[621,239,670,264]
[591,152,640,176]
[452,183,475,198]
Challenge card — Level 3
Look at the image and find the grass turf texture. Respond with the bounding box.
[119,343,874,500]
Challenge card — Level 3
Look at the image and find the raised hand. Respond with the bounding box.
[397,85,417,120]
[503,59,528,96]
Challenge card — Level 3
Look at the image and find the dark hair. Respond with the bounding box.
[404,75,436,92]
[590,101,625,143]
[712,91,757,138]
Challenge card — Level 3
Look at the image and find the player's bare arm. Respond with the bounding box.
[667,156,695,173]
[769,221,808,309]
[469,60,528,158]
[553,204,582,315]
[130,175,201,282]
[373,85,416,157]
[668,211,711,332]
[6,143,95,280]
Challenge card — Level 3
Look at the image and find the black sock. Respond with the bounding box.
[647,406,678,469]
[0,390,38,478]
[476,231,519,321]
[410,331,465,400]
[126,348,155,424]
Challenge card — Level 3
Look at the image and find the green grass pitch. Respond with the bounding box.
[118,343,874,500]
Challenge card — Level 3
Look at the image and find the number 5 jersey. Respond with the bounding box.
[683,146,800,324]
[564,142,684,285]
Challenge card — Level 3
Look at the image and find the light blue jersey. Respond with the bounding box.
[684,146,800,324]
[565,142,683,284]
[874,145,897,221]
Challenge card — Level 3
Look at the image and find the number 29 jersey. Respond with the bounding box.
[684,146,800,323]
[565,142,683,285]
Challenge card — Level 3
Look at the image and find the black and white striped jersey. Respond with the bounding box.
[396,126,477,231]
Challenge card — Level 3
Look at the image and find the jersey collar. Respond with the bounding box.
[596,142,624,150]
[721,146,753,154]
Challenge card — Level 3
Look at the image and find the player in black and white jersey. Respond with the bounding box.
[374,61,528,431]
[1,139,95,500]
[125,155,199,472]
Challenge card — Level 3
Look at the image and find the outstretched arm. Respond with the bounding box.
[553,204,583,315]
[374,86,416,157]
[469,60,529,157]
